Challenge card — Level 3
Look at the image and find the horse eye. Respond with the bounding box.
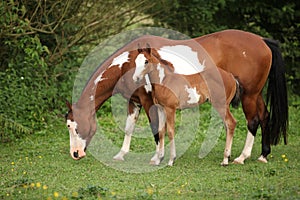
[145,60,148,64]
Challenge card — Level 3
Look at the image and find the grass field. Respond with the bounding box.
[1,105,300,199]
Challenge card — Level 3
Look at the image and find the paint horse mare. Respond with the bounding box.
[133,44,242,166]
[65,30,288,165]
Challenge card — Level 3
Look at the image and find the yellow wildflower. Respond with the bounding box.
[71,191,78,198]
[36,182,41,188]
[284,158,288,162]
[43,185,48,190]
[281,154,286,158]
[30,183,35,188]
[53,192,59,198]
[147,188,154,195]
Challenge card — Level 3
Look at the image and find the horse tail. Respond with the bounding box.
[231,77,243,108]
[263,38,288,145]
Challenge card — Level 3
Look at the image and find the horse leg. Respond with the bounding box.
[113,101,140,161]
[221,107,237,166]
[165,107,176,166]
[257,95,270,163]
[233,95,260,164]
[150,105,166,165]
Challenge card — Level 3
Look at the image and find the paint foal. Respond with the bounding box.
[133,44,242,166]
[66,30,288,165]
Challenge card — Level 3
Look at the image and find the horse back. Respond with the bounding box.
[194,30,272,93]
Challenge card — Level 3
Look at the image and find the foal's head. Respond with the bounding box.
[65,101,97,160]
[133,44,170,83]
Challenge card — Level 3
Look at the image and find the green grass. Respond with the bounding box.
[1,105,300,199]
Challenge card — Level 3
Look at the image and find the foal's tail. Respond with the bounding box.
[231,78,243,108]
[263,38,288,145]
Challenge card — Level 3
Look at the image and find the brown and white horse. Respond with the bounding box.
[133,44,242,166]
[65,30,288,165]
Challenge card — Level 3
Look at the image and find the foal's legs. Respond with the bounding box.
[221,107,237,166]
[150,105,166,165]
[233,95,260,164]
[165,107,176,166]
[113,101,140,161]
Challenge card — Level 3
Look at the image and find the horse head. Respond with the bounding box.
[132,43,164,83]
[65,100,97,160]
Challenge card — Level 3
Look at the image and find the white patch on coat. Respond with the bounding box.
[158,45,205,75]
[185,85,200,104]
[94,70,107,85]
[242,51,247,58]
[144,74,152,93]
[133,54,147,82]
[109,51,129,68]
[90,95,94,101]
[157,63,165,84]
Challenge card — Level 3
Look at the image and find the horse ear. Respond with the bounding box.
[146,43,151,54]
[66,100,72,111]
[137,43,142,53]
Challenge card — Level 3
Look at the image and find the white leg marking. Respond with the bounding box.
[257,155,268,163]
[168,139,176,166]
[113,134,131,161]
[233,130,255,164]
[113,107,139,161]
[150,141,165,165]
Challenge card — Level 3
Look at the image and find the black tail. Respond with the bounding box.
[231,78,243,108]
[263,38,288,145]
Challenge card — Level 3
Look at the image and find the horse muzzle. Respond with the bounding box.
[70,148,86,160]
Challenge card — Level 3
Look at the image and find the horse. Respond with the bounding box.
[132,43,243,166]
[65,29,288,165]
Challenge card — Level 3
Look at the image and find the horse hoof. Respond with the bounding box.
[257,155,268,163]
[149,159,160,166]
[113,152,125,161]
[168,159,175,166]
[221,162,229,166]
[232,159,244,165]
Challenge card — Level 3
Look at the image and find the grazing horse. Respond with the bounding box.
[65,29,287,165]
[133,44,242,166]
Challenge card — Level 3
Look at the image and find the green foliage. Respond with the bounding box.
[146,0,227,36]
[0,0,155,140]
[0,24,51,131]
[0,114,32,142]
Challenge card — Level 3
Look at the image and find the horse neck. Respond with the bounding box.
[149,62,173,83]
[77,65,122,113]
